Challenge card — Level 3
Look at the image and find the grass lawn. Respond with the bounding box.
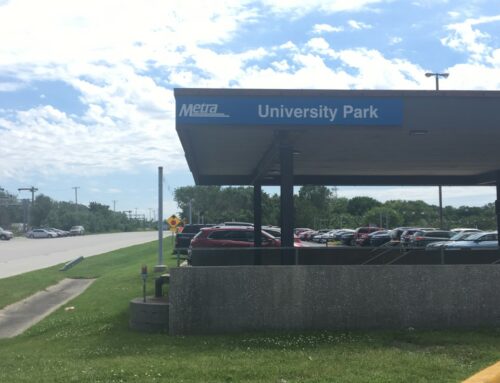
[1,239,500,382]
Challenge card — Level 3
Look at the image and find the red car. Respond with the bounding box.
[354,226,383,246]
[190,225,302,250]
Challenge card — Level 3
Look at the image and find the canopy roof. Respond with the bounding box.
[174,88,500,186]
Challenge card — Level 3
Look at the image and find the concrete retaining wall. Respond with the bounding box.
[169,265,500,335]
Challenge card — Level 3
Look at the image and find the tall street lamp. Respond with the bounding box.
[426,72,449,229]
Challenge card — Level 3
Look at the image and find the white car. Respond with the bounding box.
[0,226,14,240]
[69,226,85,235]
[27,229,57,238]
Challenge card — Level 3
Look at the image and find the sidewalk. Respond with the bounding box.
[0,278,95,338]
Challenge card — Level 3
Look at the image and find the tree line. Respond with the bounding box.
[174,185,497,230]
[0,187,145,233]
[1,185,496,234]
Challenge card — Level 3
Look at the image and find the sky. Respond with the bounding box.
[1,0,500,219]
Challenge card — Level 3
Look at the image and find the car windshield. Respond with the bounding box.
[464,232,487,241]
[450,232,478,241]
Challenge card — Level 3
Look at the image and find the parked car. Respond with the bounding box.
[369,230,392,247]
[444,232,498,250]
[262,226,281,238]
[314,229,338,243]
[340,231,355,246]
[389,227,417,243]
[0,226,14,240]
[408,230,455,248]
[425,231,483,250]
[450,228,482,234]
[189,225,302,252]
[333,229,355,241]
[69,226,85,235]
[298,230,316,241]
[26,228,58,238]
[294,228,313,235]
[311,229,332,242]
[400,228,436,249]
[47,228,68,237]
[175,224,215,253]
[354,226,383,246]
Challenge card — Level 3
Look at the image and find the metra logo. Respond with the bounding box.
[178,103,230,118]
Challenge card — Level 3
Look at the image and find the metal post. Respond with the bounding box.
[189,200,193,224]
[280,140,294,265]
[439,185,443,228]
[254,184,262,265]
[155,167,166,272]
[426,72,449,230]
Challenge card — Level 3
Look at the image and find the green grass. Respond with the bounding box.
[1,239,500,382]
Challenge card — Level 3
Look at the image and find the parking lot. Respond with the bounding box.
[0,231,162,279]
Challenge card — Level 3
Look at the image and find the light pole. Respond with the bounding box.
[426,72,449,229]
[18,186,38,228]
[425,72,449,91]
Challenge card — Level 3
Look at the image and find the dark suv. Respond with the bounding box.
[408,230,455,248]
[175,224,215,253]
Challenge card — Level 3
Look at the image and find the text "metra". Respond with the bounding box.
[179,103,219,116]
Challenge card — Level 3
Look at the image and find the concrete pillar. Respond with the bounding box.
[253,184,262,265]
[280,142,294,264]
[496,172,500,248]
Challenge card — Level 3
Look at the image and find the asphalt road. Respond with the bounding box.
[0,231,167,279]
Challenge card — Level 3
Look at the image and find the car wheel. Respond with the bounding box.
[0,235,5,240]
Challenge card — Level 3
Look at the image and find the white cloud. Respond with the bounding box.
[312,23,344,34]
[389,36,403,45]
[348,19,372,30]
[262,0,385,16]
[0,82,25,91]
[306,37,331,51]
[441,14,500,62]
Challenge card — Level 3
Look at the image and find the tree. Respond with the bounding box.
[347,196,381,218]
[31,195,53,227]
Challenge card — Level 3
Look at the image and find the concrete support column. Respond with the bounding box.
[253,184,262,265]
[280,142,294,265]
[496,172,500,248]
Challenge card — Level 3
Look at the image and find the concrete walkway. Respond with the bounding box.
[0,278,95,338]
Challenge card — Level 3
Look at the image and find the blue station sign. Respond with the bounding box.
[176,95,403,126]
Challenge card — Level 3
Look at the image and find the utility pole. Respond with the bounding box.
[113,200,117,212]
[18,186,38,228]
[72,186,80,208]
[426,72,449,229]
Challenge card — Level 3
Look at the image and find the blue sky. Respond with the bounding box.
[1,0,499,217]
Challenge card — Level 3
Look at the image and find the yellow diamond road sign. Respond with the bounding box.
[167,214,181,228]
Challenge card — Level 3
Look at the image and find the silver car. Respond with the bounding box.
[27,228,58,238]
[444,232,498,250]
[0,226,14,240]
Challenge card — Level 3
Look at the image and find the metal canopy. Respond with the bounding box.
[174,88,500,186]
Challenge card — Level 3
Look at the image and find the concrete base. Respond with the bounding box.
[129,296,169,333]
[154,265,167,272]
[169,265,500,335]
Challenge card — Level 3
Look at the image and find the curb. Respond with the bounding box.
[463,362,500,383]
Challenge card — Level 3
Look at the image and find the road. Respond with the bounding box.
[0,231,167,279]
